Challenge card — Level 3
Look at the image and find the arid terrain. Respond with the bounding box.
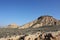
[0,15,60,40]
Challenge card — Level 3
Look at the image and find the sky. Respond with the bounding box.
[0,0,60,26]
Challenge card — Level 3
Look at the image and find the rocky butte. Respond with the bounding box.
[19,15,60,29]
[7,23,19,28]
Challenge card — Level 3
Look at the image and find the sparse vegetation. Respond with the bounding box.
[0,25,60,38]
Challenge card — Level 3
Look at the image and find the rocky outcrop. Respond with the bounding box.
[0,31,60,40]
[19,15,60,29]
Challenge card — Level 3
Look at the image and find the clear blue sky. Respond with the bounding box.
[0,0,60,26]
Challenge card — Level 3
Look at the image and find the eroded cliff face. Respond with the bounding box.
[19,15,60,29]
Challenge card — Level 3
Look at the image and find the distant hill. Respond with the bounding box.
[7,24,19,28]
[19,15,60,29]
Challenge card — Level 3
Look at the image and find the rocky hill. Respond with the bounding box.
[19,15,60,29]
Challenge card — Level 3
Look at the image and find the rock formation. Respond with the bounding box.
[19,15,60,29]
[0,31,60,40]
